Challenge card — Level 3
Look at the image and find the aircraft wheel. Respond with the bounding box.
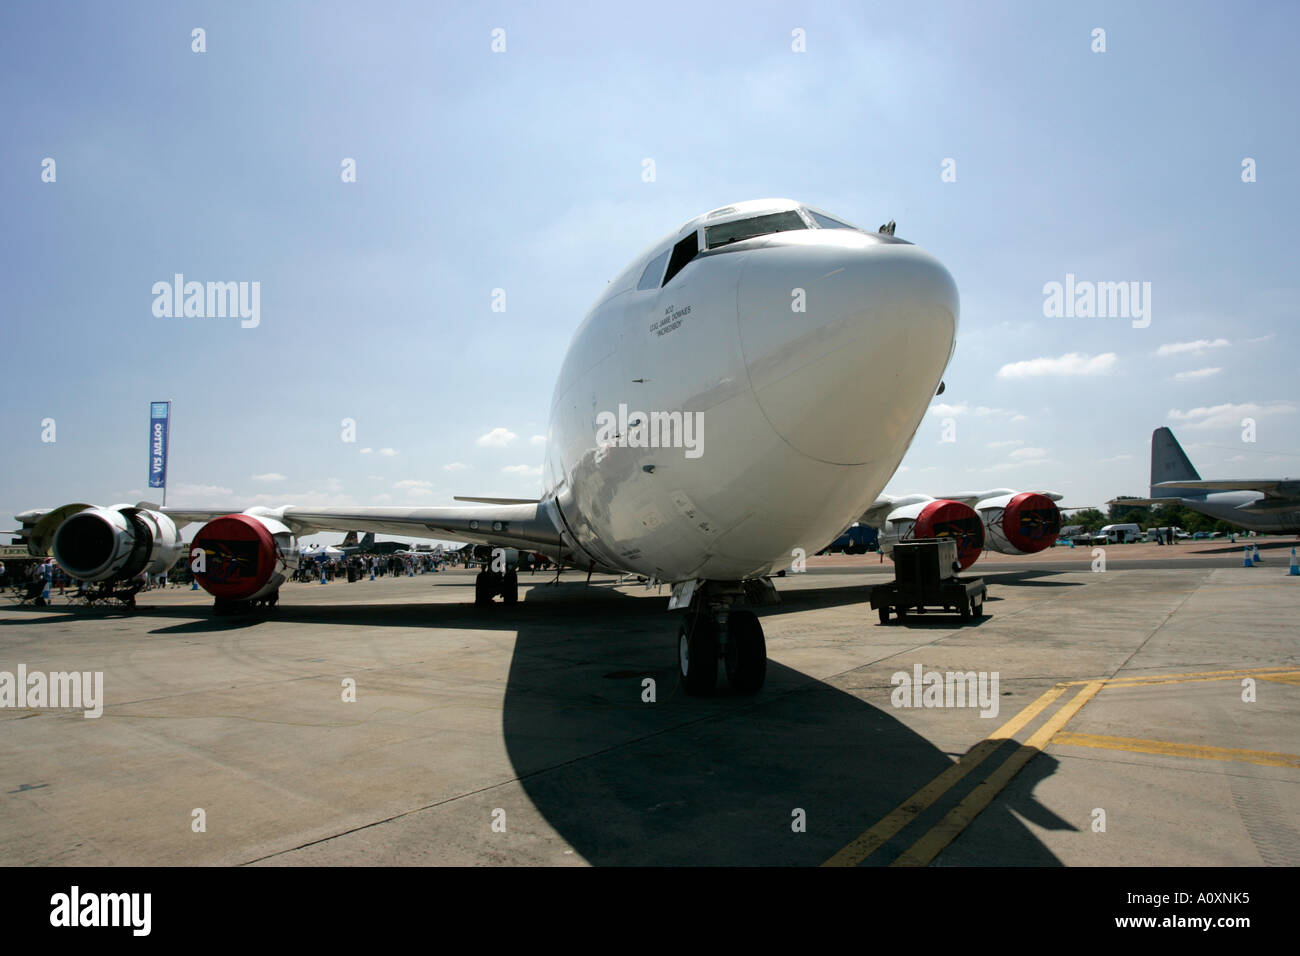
[503,570,519,605]
[877,606,889,625]
[970,594,983,618]
[678,614,719,696]
[724,609,766,695]
[474,571,494,606]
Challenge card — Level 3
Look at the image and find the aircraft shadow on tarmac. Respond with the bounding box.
[979,570,1085,589]
[494,584,1076,865]
[3,581,1076,865]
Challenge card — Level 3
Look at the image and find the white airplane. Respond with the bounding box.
[14,199,959,694]
[1107,426,1300,533]
[865,489,1064,570]
[302,531,374,561]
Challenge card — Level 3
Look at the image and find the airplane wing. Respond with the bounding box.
[858,488,1066,527]
[1153,480,1297,498]
[162,501,564,553]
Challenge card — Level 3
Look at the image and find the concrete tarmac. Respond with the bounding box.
[1,558,1296,866]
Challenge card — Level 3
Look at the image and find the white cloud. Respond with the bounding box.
[1010,414,1029,423]
[1155,338,1230,357]
[986,439,1025,449]
[360,447,373,454]
[502,464,542,477]
[477,427,517,447]
[928,403,1018,418]
[443,462,470,472]
[996,352,1117,379]
[1171,367,1222,382]
[166,482,235,500]
[1098,454,1134,463]
[378,448,397,456]
[981,458,1061,474]
[530,434,547,446]
[1009,446,1047,460]
[251,472,286,482]
[1167,402,1297,429]
[394,479,434,489]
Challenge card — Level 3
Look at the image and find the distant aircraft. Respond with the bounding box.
[302,531,374,561]
[1108,427,1300,534]
[14,199,959,695]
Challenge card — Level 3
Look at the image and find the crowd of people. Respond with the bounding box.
[4,545,558,605]
[291,552,455,583]
[290,549,553,584]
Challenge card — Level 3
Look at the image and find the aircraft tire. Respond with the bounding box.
[678,615,718,696]
[474,571,494,607]
[503,570,519,605]
[724,609,766,695]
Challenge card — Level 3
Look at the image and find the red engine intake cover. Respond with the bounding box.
[192,514,276,600]
[913,500,985,570]
[1000,492,1061,554]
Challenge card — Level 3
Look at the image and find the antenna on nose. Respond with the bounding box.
[878,219,896,236]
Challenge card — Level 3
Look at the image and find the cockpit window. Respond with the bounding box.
[703,210,807,249]
[807,210,855,230]
[637,249,670,291]
[662,232,700,287]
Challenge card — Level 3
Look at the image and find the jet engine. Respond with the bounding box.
[878,498,985,570]
[191,512,300,604]
[975,491,1061,555]
[45,505,184,583]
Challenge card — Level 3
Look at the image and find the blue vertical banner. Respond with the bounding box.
[148,401,171,491]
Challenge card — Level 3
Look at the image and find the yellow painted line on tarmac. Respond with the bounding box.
[889,681,1105,868]
[837,667,1294,866]
[1257,674,1300,686]
[1053,732,1300,769]
[1099,672,1300,690]
[1061,666,1298,688]
[821,684,1068,867]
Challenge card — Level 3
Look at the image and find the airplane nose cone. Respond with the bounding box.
[736,233,958,465]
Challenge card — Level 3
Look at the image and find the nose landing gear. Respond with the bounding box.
[676,581,770,696]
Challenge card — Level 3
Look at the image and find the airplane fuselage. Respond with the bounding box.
[538,200,959,582]
[1163,491,1300,533]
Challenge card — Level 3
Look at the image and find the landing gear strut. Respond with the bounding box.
[676,581,770,696]
[475,569,518,606]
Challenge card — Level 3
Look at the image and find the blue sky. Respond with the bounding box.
[2,1,1296,543]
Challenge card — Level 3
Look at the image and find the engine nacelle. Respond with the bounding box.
[976,491,1061,555]
[878,498,985,570]
[191,512,300,602]
[49,505,184,583]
